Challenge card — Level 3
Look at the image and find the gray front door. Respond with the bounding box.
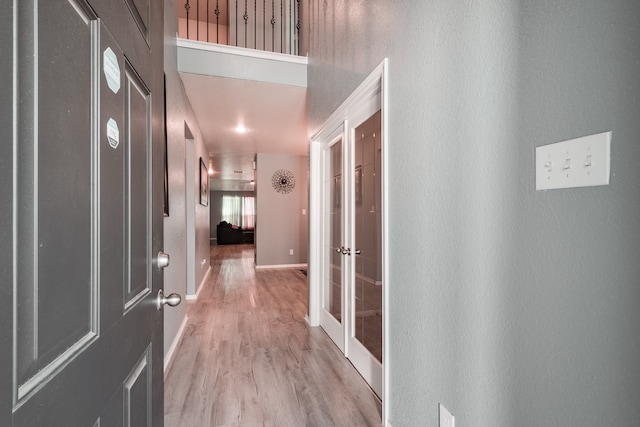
[0,0,166,425]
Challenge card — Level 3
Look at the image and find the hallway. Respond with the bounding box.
[164,244,382,426]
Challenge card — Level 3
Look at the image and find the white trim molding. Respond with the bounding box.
[309,57,390,423]
[164,315,189,376]
[177,39,307,87]
[255,263,308,270]
[186,265,212,300]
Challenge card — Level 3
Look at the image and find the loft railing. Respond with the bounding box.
[179,0,300,55]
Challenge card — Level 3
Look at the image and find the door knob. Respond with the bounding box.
[156,289,181,311]
[354,249,362,255]
[335,247,342,253]
[156,251,170,268]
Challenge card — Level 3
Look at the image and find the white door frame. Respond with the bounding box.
[185,134,196,297]
[316,126,348,352]
[308,58,389,423]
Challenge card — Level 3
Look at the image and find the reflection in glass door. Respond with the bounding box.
[352,110,383,364]
[320,137,345,350]
[342,109,383,398]
[328,139,343,323]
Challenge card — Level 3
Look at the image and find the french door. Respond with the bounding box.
[320,134,346,352]
[319,96,383,397]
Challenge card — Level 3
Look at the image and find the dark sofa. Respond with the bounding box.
[216,221,243,245]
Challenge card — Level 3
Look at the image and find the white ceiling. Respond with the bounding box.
[179,72,308,191]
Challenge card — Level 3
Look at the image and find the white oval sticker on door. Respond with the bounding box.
[107,118,119,149]
[103,47,120,94]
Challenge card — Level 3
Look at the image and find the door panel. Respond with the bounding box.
[319,108,383,398]
[124,0,151,43]
[320,137,345,350]
[123,346,152,427]
[15,0,98,401]
[2,0,166,425]
[328,140,343,322]
[347,111,383,398]
[352,111,383,363]
[125,61,152,310]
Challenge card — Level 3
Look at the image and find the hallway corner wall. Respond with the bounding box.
[255,153,309,267]
[162,0,211,361]
[307,1,640,426]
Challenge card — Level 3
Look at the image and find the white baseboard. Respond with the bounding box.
[255,263,308,270]
[164,315,189,376]
[186,265,211,300]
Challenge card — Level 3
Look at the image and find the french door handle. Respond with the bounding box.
[336,246,352,256]
[354,249,361,255]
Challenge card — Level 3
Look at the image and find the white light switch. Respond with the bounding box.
[535,131,611,190]
[439,403,455,427]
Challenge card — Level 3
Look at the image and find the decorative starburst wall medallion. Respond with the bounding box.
[271,169,295,194]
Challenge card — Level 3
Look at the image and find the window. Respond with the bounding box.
[221,195,255,230]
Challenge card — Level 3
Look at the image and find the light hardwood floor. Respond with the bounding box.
[164,244,382,427]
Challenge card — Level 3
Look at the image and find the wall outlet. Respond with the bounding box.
[289,249,294,255]
[439,403,455,427]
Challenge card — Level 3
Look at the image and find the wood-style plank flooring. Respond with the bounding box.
[164,244,382,427]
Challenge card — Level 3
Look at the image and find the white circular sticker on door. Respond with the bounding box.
[106,118,119,149]
[103,47,121,94]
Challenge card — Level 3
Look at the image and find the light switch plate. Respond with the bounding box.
[535,131,611,190]
[439,403,455,427]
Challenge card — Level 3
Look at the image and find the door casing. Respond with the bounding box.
[308,58,389,422]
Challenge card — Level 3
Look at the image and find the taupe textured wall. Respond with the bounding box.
[256,153,309,266]
[306,1,640,425]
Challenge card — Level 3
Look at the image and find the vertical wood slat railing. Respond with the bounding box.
[182,0,300,55]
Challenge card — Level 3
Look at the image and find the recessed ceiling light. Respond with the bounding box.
[235,125,247,134]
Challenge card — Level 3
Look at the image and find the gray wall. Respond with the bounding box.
[305,1,640,426]
[256,153,309,266]
[210,190,255,239]
[163,0,211,357]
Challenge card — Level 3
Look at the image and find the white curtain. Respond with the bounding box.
[221,195,255,230]
[242,196,255,230]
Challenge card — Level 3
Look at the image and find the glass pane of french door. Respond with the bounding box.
[353,110,383,363]
[324,139,343,323]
